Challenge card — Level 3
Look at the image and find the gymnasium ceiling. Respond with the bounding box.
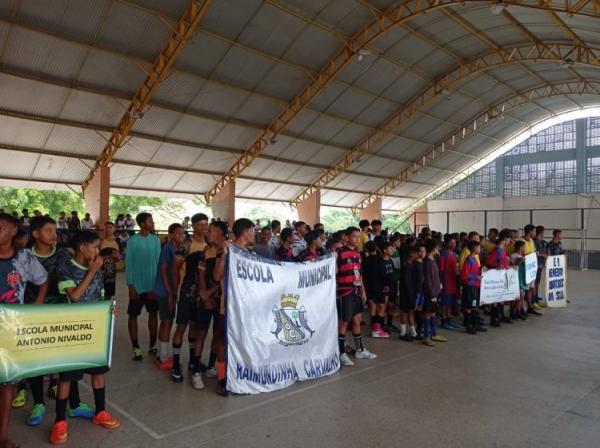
[0,0,598,213]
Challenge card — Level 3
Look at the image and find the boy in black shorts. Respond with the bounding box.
[362,241,390,338]
[99,247,118,301]
[399,247,418,341]
[337,227,377,367]
[50,231,120,445]
[190,221,228,390]
[0,213,48,448]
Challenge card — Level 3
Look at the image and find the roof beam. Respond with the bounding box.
[81,0,213,191]
[0,99,406,182]
[0,142,414,199]
[350,80,600,212]
[290,42,600,207]
[204,0,597,204]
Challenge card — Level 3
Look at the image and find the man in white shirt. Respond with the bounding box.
[268,220,281,250]
[81,213,95,230]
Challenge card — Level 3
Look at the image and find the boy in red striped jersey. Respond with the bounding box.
[337,226,377,367]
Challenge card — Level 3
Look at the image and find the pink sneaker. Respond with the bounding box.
[371,324,389,338]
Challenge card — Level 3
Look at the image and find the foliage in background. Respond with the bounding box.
[0,188,84,217]
[383,214,412,233]
[320,209,357,231]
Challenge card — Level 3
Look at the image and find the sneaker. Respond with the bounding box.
[475,325,488,332]
[422,337,435,347]
[27,403,46,426]
[340,353,355,367]
[92,410,121,429]
[132,347,143,361]
[501,316,514,324]
[431,335,448,342]
[11,389,26,408]
[155,358,173,371]
[191,373,205,390]
[466,326,477,335]
[355,348,377,360]
[532,303,544,311]
[371,328,390,338]
[49,420,68,445]
[148,346,157,356]
[400,334,413,342]
[171,366,183,383]
[536,300,547,308]
[67,403,94,419]
[527,308,542,316]
[205,367,217,378]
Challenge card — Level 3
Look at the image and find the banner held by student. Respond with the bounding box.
[524,253,538,284]
[0,301,115,383]
[544,254,568,308]
[227,246,339,394]
[480,268,520,305]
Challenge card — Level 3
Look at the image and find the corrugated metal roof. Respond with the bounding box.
[0,0,597,209]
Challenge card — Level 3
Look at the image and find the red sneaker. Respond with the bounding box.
[154,357,173,370]
[92,411,121,429]
[49,420,68,445]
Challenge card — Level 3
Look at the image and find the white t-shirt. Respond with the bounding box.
[125,219,135,230]
[81,218,95,230]
[57,217,68,229]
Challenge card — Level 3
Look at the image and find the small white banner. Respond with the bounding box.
[226,246,339,394]
[544,255,568,308]
[480,268,520,305]
[524,252,538,285]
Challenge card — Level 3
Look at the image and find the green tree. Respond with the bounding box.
[320,209,357,232]
[382,214,412,233]
[0,188,84,217]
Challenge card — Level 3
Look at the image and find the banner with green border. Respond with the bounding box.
[0,302,114,383]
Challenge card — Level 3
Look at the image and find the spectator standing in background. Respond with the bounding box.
[81,213,95,230]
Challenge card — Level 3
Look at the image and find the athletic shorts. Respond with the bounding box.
[398,292,416,313]
[59,366,110,382]
[336,292,364,323]
[156,295,175,321]
[462,286,480,310]
[176,300,197,325]
[127,292,158,316]
[367,290,386,305]
[440,293,456,307]
[104,282,116,298]
[422,296,438,314]
[195,302,215,331]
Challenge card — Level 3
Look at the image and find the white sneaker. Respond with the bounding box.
[339,353,354,367]
[355,348,377,360]
[205,367,217,378]
[192,372,205,390]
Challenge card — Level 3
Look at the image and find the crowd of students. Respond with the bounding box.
[0,211,566,448]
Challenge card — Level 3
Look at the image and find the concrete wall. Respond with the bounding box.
[426,194,600,250]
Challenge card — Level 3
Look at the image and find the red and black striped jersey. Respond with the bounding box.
[336,246,362,297]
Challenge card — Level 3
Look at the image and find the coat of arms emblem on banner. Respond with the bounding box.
[272,294,315,346]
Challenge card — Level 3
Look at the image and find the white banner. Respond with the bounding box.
[524,252,538,284]
[480,268,520,305]
[544,255,568,308]
[226,246,339,394]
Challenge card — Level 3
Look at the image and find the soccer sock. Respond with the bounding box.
[132,339,140,350]
[68,381,81,409]
[193,356,201,374]
[369,315,375,326]
[216,362,226,381]
[208,352,217,369]
[352,334,364,351]
[93,387,105,414]
[149,335,157,350]
[429,317,437,337]
[29,376,44,406]
[409,325,417,337]
[188,338,196,362]
[338,335,346,354]
[400,324,407,336]
[386,315,393,327]
[159,341,170,363]
[55,398,68,422]
[172,343,182,368]
[423,319,430,338]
